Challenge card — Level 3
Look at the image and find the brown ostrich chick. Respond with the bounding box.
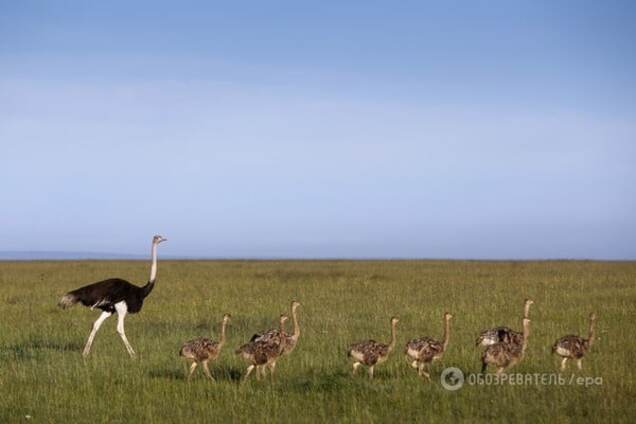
[180,313,231,381]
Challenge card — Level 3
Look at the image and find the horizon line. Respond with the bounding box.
[0,253,633,262]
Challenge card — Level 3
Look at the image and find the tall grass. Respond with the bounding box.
[1,260,634,422]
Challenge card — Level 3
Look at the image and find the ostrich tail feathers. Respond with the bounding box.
[58,293,78,309]
[551,343,558,354]
[236,341,255,355]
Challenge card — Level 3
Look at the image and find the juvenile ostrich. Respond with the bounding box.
[405,312,453,380]
[236,315,288,381]
[348,316,399,379]
[251,300,301,355]
[552,312,597,370]
[476,299,534,347]
[58,235,167,357]
[481,318,531,374]
[180,314,231,381]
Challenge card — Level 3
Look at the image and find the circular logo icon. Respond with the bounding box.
[440,367,464,391]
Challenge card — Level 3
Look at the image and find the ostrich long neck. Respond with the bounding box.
[520,321,530,356]
[291,306,300,339]
[442,317,451,352]
[141,242,158,298]
[523,302,532,319]
[218,320,228,347]
[587,318,596,348]
[387,322,397,353]
[149,242,159,283]
[278,319,287,352]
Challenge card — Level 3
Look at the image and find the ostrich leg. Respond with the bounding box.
[425,363,433,380]
[83,311,112,357]
[202,361,215,381]
[269,361,277,380]
[187,362,198,380]
[115,302,136,357]
[243,365,256,381]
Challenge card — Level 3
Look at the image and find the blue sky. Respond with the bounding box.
[1,1,635,259]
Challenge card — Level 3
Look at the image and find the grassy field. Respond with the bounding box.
[1,260,635,423]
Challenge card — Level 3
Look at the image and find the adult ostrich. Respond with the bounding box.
[58,235,167,358]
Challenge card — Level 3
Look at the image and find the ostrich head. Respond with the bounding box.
[291,300,301,310]
[589,312,597,321]
[223,313,231,323]
[153,235,167,244]
[523,298,534,319]
[444,312,454,320]
[280,314,289,324]
[391,316,400,325]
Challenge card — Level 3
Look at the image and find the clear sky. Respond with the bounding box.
[1,1,634,259]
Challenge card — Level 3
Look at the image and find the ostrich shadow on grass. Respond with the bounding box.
[275,368,410,394]
[267,369,386,394]
[150,367,397,391]
[0,339,83,361]
[149,364,243,382]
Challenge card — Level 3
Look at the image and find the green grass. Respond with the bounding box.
[1,260,635,423]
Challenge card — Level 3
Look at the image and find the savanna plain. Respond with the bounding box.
[1,260,635,423]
